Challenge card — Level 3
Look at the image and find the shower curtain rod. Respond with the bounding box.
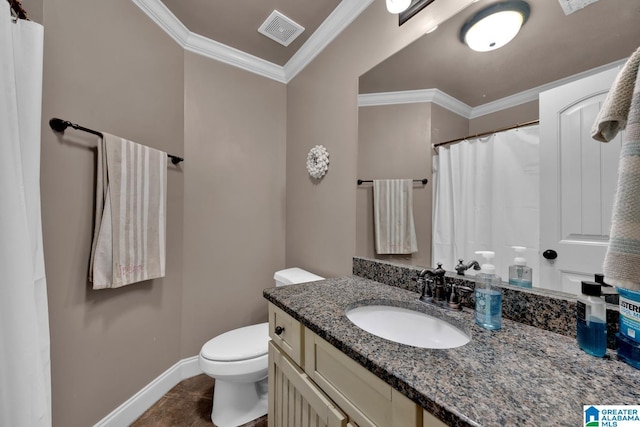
[357,179,428,185]
[432,119,539,150]
[7,0,28,20]
[49,118,184,164]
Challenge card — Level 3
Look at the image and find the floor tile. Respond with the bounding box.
[131,374,267,427]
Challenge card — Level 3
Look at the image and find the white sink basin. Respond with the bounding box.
[346,305,470,349]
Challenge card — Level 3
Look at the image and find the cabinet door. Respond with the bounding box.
[269,342,347,427]
[423,410,448,427]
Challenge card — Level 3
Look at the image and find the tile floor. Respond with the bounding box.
[131,374,267,427]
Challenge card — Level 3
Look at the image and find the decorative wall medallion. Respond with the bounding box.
[306,145,330,179]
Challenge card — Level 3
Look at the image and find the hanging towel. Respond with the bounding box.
[373,179,418,254]
[89,133,167,289]
[592,46,640,290]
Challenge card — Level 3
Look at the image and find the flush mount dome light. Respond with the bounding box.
[460,1,530,52]
[386,0,411,14]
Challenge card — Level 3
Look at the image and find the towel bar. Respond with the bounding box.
[357,179,428,185]
[49,118,184,165]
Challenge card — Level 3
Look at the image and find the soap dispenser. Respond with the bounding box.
[474,251,502,330]
[577,280,607,357]
[508,246,533,288]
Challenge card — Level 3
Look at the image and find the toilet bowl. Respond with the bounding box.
[198,268,323,427]
[199,323,270,427]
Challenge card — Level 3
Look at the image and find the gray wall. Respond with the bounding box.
[27,0,491,424]
[356,102,477,269]
[469,101,539,135]
[41,1,184,425]
[182,52,286,357]
[286,0,476,277]
[38,0,286,425]
[356,103,433,267]
[21,0,42,23]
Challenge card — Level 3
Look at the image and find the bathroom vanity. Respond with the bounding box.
[264,275,640,427]
[268,302,442,427]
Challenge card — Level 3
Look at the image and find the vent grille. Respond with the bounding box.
[258,10,305,47]
[557,0,600,15]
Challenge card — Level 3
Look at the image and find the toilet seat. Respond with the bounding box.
[198,322,269,383]
[200,322,269,362]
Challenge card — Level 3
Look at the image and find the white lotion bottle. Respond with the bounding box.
[508,246,533,288]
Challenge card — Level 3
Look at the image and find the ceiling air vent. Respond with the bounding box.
[258,10,305,47]
[557,0,600,15]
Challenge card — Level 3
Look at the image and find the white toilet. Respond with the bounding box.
[198,267,324,427]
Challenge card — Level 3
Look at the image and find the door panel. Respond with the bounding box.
[540,67,623,293]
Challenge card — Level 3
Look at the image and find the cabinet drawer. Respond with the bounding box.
[269,303,304,365]
[304,329,421,427]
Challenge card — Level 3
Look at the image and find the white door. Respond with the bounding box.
[539,67,624,294]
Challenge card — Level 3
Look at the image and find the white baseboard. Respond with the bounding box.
[94,356,201,427]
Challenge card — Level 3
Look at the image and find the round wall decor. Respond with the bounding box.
[306,145,330,179]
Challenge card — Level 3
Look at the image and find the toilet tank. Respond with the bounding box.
[274,268,324,287]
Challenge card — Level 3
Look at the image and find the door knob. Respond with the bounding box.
[274,326,285,335]
[543,249,558,260]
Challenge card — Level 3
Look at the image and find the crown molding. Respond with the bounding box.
[358,58,628,119]
[358,89,473,118]
[468,57,628,119]
[131,0,372,84]
[185,32,287,83]
[130,0,190,46]
[284,0,375,82]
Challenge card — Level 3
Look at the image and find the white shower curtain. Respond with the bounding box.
[432,125,540,284]
[0,4,51,426]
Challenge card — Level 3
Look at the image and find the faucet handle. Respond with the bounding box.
[448,283,473,310]
[448,286,460,309]
[417,268,429,277]
[419,276,434,303]
[454,284,474,293]
[455,259,467,275]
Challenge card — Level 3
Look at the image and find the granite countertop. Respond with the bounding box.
[263,276,640,427]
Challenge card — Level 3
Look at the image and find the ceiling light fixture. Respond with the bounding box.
[386,0,411,14]
[460,1,530,52]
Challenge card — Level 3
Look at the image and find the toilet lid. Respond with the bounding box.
[201,322,269,362]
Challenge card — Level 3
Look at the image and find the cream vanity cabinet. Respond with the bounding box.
[268,303,448,427]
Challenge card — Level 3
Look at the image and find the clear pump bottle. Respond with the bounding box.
[576,281,607,357]
[474,251,502,330]
[508,246,532,288]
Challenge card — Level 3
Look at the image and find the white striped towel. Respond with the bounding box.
[89,133,167,289]
[373,179,418,255]
[592,46,640,290]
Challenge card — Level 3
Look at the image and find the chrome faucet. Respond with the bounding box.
[417,262,473,310]
[455,259,481,276]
